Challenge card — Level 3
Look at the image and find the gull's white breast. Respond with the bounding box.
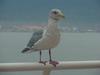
[33,24,60,50]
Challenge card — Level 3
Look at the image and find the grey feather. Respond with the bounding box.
[22,30,43,53]
[27,30,43,48]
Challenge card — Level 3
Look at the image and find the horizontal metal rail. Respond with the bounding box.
[0,60,100,72]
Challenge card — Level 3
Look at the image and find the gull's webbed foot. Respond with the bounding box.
[39,61,47,65]
[49,60,59,67]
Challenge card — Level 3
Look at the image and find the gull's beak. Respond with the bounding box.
[60,12,65,19]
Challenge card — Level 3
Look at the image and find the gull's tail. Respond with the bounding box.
[21,48,32,53]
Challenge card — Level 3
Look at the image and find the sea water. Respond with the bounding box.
[0,32,100,75]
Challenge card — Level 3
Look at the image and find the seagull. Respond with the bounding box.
[21,9,65,67]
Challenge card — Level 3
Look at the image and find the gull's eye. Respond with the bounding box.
[52,11,58,14]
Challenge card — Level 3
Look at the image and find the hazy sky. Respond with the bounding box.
[0,0,100,27]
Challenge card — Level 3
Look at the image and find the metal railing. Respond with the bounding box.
[0,60,100,75]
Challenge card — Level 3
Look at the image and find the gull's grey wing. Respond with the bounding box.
[27,30,43,48]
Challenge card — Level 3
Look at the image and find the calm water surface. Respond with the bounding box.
[0,32,100,75]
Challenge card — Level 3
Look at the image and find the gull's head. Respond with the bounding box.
[49,9,65,21]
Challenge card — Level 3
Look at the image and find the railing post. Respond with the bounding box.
[43,69,51,75]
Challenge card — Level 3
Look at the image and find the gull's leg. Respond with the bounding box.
[39,50,42,62]
[49,49,59,67]
[39,50,47,65]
